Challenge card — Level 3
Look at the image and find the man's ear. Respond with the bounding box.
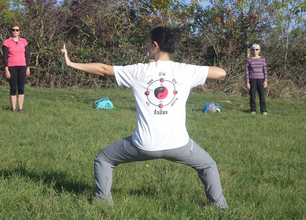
[153,41,159,49]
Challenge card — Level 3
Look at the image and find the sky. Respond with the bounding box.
[185,0,210,7]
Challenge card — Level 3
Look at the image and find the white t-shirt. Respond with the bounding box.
[114,61,208,151]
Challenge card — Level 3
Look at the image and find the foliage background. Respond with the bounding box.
[1,0,306,98]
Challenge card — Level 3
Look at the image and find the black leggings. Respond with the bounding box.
[8,66,27,95]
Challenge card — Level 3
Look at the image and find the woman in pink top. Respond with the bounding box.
[2,24,30,112]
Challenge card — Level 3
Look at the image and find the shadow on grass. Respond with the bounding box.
[242,109,251,114]
[1,105,11,111]
[0,165,92,195]
[126,186,207,208]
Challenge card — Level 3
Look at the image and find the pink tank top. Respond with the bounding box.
[3,37,28,67]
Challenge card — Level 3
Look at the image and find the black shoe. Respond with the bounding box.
[17,109,22,112]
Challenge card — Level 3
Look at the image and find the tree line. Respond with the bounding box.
[1,0,306,98]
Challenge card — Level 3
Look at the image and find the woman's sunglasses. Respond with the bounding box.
[252,49,259,51]
[11,29,20,32]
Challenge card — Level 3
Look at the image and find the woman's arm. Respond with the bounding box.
[25,44,31,76]
[2,45,8,67]
[2,45,11,79]
[25,44,30,67]
[61,44,114,77]
[245,59,251,90]
[245,59,250,82]
[263,58,268,88]
[206,66,226,81]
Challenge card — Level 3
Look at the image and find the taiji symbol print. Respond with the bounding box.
[145,77,178,109]
[154,86,168,100]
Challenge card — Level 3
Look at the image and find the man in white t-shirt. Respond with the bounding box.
[61,26,228,213]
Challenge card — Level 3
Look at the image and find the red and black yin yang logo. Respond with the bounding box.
[154,86,168,99]
[145,78,178,109]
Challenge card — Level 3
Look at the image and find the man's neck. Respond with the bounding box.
[156,52,170,61]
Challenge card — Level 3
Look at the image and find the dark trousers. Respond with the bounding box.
[8,66,27,95]
[249,79,266,113]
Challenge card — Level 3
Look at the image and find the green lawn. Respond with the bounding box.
[1,85,305,220]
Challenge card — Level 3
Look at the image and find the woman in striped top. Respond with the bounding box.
[245,44,268,115]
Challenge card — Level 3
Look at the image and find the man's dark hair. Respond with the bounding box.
[149,27,182,54]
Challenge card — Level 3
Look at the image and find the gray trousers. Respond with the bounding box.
[94,136,226,206]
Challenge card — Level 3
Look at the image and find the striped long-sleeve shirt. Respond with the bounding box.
[245,57,268,82]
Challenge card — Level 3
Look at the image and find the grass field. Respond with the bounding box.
[1,85,305,220]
